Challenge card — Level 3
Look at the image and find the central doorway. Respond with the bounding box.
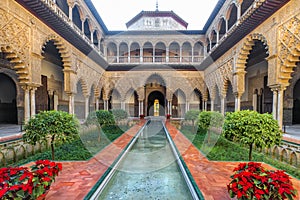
[147,91,165,116]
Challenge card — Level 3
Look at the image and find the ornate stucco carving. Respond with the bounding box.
[278,15,300,87]
[0,8,30,84]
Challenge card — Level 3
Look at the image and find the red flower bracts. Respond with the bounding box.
[0,160,62,200]
[227,162,297,200]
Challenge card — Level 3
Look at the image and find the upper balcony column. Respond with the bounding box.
[204,45,207,58]
[140,47,143,63]
[209,39,212,52]
[191,46,194,62]
[166,47,169,63]
[152,48,155,63]
[90,31,94,44]
[216,31,220,45]
[225,19,229,32]
[128,48,131,63]
[81,20,85,34]
[117,45,120,63]
[237,3,241,20]
[179,47,182,63]
[104,44,107,58]
[68,5,72,20]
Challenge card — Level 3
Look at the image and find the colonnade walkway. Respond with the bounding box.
[20,120,299,200]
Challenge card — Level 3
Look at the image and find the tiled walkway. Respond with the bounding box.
[44,121,300,200]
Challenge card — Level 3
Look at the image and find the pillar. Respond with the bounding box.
[128,48,131,63]
[234,93,241,111]
[68,93,75,115]
[179,47,182,62]
[166,47,169,63]
[153,48,155,63]
[186,101,190,112]
[272,89,278,120]
[30,87,36,117]
[23,86,30,122]
[253,93,258,111]
[277,88,285,129]
[220,96,225,115]
[140,47,143,63]
[68,6,72,20]
[103,98,109,111]
[117,46,119,63]
[81,20,85,33]
[211,99,215,111]
[85,97,89,119]
[237,4,241,20]
[95,98,99,110]
[91,31,94,44]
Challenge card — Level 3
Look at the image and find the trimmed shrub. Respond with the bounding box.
[222,110,282,161]
[23,110,80,160]
[110,109,128,124]
[184,109,200,126]
[198,111,224,132]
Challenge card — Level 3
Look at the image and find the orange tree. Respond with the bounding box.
[23,110,79,160]
[222,110,281,161]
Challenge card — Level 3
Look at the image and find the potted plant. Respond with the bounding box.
[139,114,145,119]
[227,162,297,199]
[166,114,171,119]
[0,160,62,200]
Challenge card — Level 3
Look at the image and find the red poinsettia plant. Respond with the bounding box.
[0,160,62,200]
[227,162,297,200]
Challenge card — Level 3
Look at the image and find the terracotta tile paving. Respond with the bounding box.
[43,120,300,200]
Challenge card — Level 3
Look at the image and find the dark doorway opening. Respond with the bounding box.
[147,91,165,116]
[0,73,17,124]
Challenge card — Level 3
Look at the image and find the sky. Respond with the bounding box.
[91,0,219,30]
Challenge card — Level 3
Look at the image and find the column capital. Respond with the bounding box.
[66,92,75,97]
[269,84,286,92]
[233,92,242,98]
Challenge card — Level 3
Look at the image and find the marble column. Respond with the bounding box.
[220,96,225,115]
[30,87,37,117]
[211,99,215,111]
[234,93,241,111]
[68,93,75,115]
[85,97,89,119]
[277,88,285,129]
[271,88,278,120]
[95,98,99,110]
[23,86,30,122]
[253,93,258,111]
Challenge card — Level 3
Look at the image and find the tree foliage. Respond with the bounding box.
[95,110,115,127]
[110,109,128,124]
[184,110,200,125]
[85,110,115,142]
[198,111,224,131]
[23,110,80,160]
[222,110,282,160]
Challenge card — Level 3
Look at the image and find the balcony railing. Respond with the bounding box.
[108,55,203,64]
